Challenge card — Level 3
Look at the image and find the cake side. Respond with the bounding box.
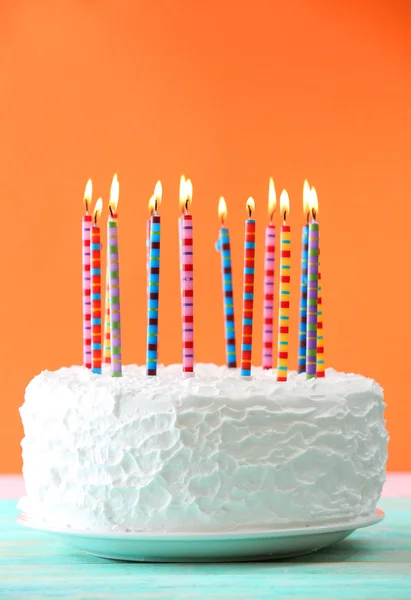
[19,364,388,532]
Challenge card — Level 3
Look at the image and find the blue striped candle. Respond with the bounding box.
[146,214,161,376]
[216,197,237,368]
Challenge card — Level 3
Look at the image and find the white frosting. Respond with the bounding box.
[19,364,388,532]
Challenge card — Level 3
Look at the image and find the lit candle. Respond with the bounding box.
[298,180,311,373]
[240,197,256,377]
[179,176,194,375]
[107,175,122,377]
[306,188,319,379]
[146,181,162,376]
[216,197,237,368]
[276,190,291,382]
[82,179,92,369]
[91,198,103,374]
[262,179,276,370]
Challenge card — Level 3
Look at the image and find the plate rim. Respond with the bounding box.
[17,508,384,541]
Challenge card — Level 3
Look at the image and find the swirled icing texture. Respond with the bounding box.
[19,364,388,532]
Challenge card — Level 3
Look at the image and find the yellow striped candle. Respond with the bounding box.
[276,190,291,382]
[311,187,325,378]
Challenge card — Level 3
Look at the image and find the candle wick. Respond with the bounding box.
[312,208,317,221]
[248,206,252,219]
[306,211,310,225]
[109,205,114,219]
[283,210,287,224]
[185,199,189,213]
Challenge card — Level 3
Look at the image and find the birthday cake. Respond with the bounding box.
[19,363,388,533]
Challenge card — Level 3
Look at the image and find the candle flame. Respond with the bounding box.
[303,179,311,219]
[109,174,119,216]
[93,197,103,224]
[148,195,156,216]
[310,186,318,219]
[280,189,290,223]
[179,174,192,213]
[268,178,276,222]
[185,179,193,203]
[84,179,92,213]
[218,196,227,225]
[154,180,162,205]
[246,197,255,218]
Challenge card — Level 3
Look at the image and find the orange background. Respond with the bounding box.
[0,0,410,472]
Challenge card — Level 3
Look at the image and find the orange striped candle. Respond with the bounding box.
[276,190,291,382]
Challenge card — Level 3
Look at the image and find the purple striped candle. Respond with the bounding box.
[306,194,319,379]
[82,179,92,368]
[108,175,122,377]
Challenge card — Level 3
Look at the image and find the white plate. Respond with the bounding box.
[17,508,384,562]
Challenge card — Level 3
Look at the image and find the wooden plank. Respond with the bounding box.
[0,498,410,599]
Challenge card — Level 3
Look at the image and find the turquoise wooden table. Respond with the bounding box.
[0,496,410,599]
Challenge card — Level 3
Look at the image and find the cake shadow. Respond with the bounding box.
[74,537,366,565]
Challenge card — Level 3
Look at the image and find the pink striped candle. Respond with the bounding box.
[262,178,276,370]
[82,179,92,368]
[179,176,194,375]
[103,262,111,364]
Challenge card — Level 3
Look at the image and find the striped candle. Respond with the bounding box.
[82,179,92,368]
[262,179,276,370]
[108,176,122,377]
[91,198,103,374]
[298,224,309,373]
[298,180,311,374]
[146,215,161,375]
[240,198,256,377]
[179,177,194,375]
[146,182,162,376]
[316,260,325,377]
[103,263,111,364]
[276,190,291,382]
[306,187,319,379]
[216,197,237,368]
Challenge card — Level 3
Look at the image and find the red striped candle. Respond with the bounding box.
[262,179,276,370]
[82,179,92,368]
[91,198,103,374]
[179,176,194,375]
[240,197,256,377]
